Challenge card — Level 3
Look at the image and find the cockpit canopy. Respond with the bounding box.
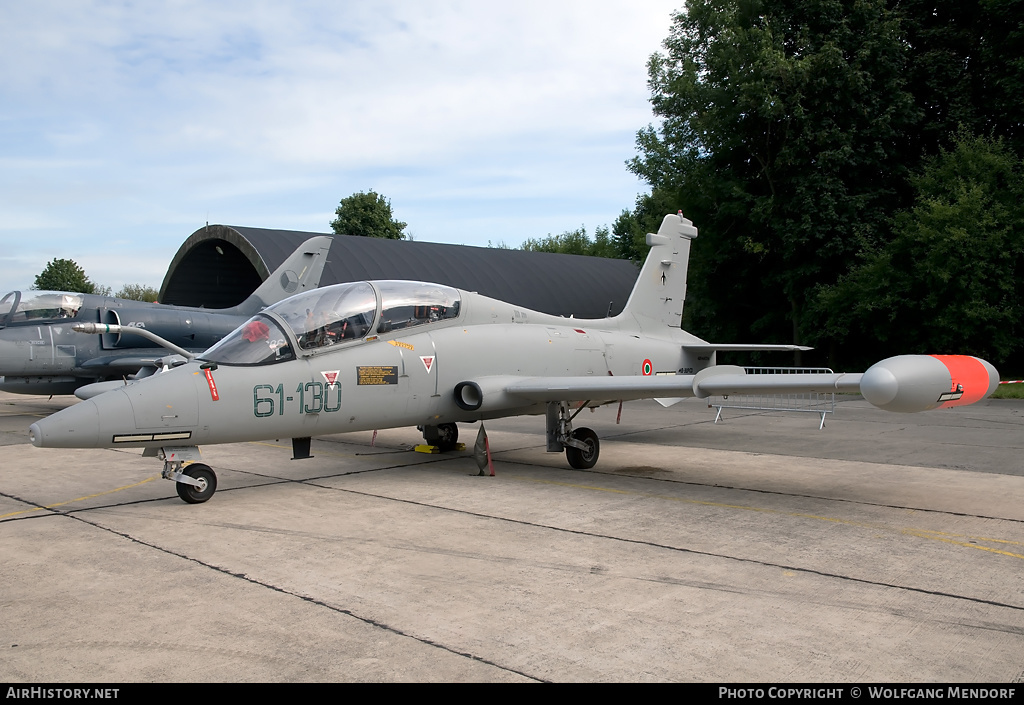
[198,281,461,366]
[0,291,84,328]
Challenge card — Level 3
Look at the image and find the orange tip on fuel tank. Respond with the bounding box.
[861,355,999,413]
[929,355,1000,408]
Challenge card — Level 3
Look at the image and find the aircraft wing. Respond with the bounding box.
[459,355,997,415]
[507,374,697,403]
[503,370,861,402]
[455,368,863,414]
[682,344,813,353]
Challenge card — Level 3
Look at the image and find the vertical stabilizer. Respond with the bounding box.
[229,236,333,315]
[615,212,697,332]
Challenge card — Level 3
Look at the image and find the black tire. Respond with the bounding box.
[176,464,217,504]
[565,428,599,469]
[436,423,459,452]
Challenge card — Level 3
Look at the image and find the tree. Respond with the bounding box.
[818,131,1024,367]
[115,284,160,302]
[330,190,407,239]
[32,259,100,294]
[628,0,918,358]
[895,0,1024,160]
[521,225,619,258]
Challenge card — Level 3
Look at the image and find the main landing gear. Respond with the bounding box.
[419,422,460,452]
[546,401,600,469]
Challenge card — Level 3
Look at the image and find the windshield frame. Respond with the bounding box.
[271,281,379,355]
[197,312,297,367]
[0,290,84,328]
[195,280,466,366]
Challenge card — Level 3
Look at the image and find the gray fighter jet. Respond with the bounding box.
[1,236,332,396]
[29,213,999,503]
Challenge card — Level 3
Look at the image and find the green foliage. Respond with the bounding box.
[618,0,1024,366]
[629,0,919,353]
[991,383,1024,400]
[895,0,1024,159]
[819,131,1024,365]
[612,209,651,264]
[32,259,99,294]
[330,190,407,240]
[521,225,620,258]
[115,284,160,302]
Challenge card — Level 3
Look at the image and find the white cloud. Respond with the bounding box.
[0,0,681,290]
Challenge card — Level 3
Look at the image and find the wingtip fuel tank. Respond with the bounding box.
[860,355,999,413]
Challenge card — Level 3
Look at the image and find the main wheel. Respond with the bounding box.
[436,423,459,452]
[565,428,599,469]
[176,464,217,504]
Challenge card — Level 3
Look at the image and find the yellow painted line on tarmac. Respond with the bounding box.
[509,475,1024,562]
[0,476,160,519]
[252,441,292,451]
[901,529,1024,560]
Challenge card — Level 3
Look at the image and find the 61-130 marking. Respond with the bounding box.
[254,382,342,417]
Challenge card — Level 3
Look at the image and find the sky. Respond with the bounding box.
[1,1,682,293]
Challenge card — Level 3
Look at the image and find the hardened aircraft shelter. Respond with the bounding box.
[158,224,640,319]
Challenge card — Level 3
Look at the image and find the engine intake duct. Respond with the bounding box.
[453,376,526,413]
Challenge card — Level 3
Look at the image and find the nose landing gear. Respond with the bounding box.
[174,464,217,504]
[157,447,218,504]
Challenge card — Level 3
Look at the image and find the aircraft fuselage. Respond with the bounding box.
[0,293,250,395]
[28,286,709,449]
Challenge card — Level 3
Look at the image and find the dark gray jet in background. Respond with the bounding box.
[0,236,332,396]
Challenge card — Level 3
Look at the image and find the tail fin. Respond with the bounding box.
[615,212,697,332]
[227,236,333,315]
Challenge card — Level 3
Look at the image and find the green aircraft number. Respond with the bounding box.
[253,382,342,417]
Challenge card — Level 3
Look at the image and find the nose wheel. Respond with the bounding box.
[159,448,218,504]
[164,462,218,504]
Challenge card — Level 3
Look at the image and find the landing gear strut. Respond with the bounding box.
[158,447,218,504]
[546,401,600,470]
[420,422,459,452]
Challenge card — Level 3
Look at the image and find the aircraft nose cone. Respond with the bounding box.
[29,398,101,448]
[28,390,135,448]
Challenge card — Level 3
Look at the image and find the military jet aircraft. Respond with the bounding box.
[0,236,332,396]
[29,212,999,503]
